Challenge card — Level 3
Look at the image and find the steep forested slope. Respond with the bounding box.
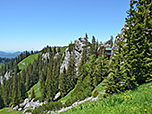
[0,0,151,114]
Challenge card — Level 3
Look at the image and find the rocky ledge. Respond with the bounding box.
[13,98,46,114]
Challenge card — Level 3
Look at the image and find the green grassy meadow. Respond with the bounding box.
[27,81,41,100]
[18,53,41,70]
[59,88,75,103]
[60,82,152,114]
[0,108,22,114]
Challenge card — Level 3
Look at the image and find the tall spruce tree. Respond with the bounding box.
[122,0,152,87]
[66,53,76,92]
[59,67,67,97]
[12,74,18,105]
[40,72,47,101]
[104,35,125,93]
[93,47,109,87]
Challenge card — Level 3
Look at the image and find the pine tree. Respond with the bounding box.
[85,33,88,40]
[78,47,88,75]
[93,47,109,87]
[122,0,152,86]
[0,83,4,109]
[21,69,26,83]
[31,89,35,99]
[40,72,46,101]
[12,74,18,105]
[91,36,97,55]
[66,53,76,92]
[25,72,30,91]
[59,67,67,97]
[110,36,113,48]
[20,75,26,99]
[0,95,4,109]
[2,80,9,106]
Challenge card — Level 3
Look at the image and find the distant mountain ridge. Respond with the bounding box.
[0,51,21,58]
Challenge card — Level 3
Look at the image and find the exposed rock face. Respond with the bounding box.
[60,38,88,74]
[0,76,3,84]
[54,92,61,100]
[0,71,11,84]
[60,48,70,73]
[103,39,111,48]
[50,96,99,114]
[54,52,61,59]
[42,52,50,62]
[13,98,46,113]
[111,26,127,56]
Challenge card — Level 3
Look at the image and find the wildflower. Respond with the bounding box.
[144,109,147,113]
[151,105,152,108]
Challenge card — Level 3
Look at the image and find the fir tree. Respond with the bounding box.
[93,47,109,87]
[0,95,4,109]
[122,0,152,86]
[59,67,67,97]
[12,74,18,105]
[31,89,35,99]
[66,53,76,92]
[40,72,47,101]
[110,36,113,48]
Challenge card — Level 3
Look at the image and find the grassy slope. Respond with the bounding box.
[18,53,41,70]
[0,108,22,114]
[57,46,67,54]
[92,82,105,95]
[27,81,41,100]
[0,47,67,113]
[60,82,152,114]
[59,88,75,103]
[26,46,67,100]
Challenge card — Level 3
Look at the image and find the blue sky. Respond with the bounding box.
[0,0,130,52]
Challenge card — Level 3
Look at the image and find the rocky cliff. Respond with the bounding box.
[60,38,89,75]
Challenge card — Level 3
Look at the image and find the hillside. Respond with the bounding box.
[0,82,151,114]
[0,108,22,114]
[0,51,20,58]
[18,52,41,70]
[0,0,151,114]
[27,81,41,100]
[60,82,152,114]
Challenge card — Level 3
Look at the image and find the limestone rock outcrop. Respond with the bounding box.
[60,38,88,74]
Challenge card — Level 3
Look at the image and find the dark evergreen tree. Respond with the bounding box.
[66,53,76,93]
[25,72,30,91]
[103,36,125,93]
[122,0,152,86]
[31,89,35,99]
[91,36,96,55]
[40,72,47,101]
[0,95,4,109]
[85,33,88,40]
[93,48,109,87]
[12,74,18,105]
[110,35,113,48]
[78,47,88,75]
[59,67,67,97]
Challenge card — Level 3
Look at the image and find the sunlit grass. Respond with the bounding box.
[0,108,22,114]
[27,81,41,100]
[60,82,152,114]
[18,53,41,70]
